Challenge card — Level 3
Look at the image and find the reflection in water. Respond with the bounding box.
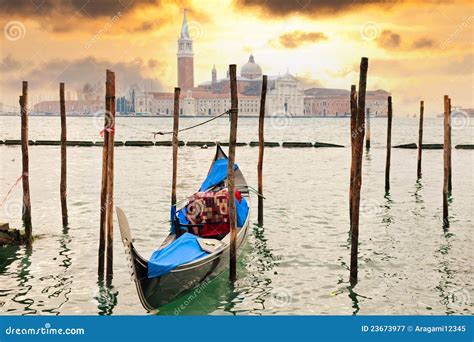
[382,193,394,228]
[41,228,73,315]
[0,245,19,274]
[347,286,361,315]
[435,233,457,315]
[364,149,372,162]
[11,247,36,315]
[95,276,118,316]
[411,179,425,217]
[0,246,20,310]
[444,192,455,232]
[238,224,279,313]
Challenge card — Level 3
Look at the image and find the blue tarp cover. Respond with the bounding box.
[200,159,238,191]
[148,233,208,278]
[236,196,249,228]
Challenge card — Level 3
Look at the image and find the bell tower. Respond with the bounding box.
[177,9,194,90]
[212,65,217,84]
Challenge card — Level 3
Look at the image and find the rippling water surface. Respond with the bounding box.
[0,115,472,315]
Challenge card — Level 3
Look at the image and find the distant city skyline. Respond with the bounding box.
[30,11,391,118]
[0,0,472,116]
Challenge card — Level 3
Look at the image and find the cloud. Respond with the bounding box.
[276,31,328,49]
[234,0,397,17]
[2,56,163,97]
[0,55,23,72]
[297,74,324,89]
[371,53,473,77]
[0,0,158,18]
[127,19,161,33]
[412,37,435,49]
[377,30,401,49]
[148,58,159,68]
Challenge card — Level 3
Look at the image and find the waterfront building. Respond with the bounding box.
[34,99,102,115]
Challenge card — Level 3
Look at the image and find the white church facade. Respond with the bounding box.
[133,10,305,116]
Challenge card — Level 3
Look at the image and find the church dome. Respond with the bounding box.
[240,54,262,79]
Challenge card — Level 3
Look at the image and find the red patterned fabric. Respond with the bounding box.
[186,189,241,237]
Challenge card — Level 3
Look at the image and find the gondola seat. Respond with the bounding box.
[175,189,249,239]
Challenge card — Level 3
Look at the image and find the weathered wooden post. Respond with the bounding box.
[171,87,180,231]
[228,64,239,282]
[257,75,267,227]
[99,84,110,276]
[447,98,452,192]
[98,139,108,275]
[20,81,32,242]
[59,83,68,226]
[385,96,392,193]
[350,57,368,287]
[365,107,371,149]
[442,95,450,228]
[105,70,116,278]
[417,101,424,179]
[349,84,357,225]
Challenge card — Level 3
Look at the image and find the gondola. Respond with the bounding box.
[116,144,250,311]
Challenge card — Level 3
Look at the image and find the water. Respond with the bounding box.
[0,115,472,315]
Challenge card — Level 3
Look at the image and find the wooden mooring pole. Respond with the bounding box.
[447,98,452,192]
[60,83,68,227]
[171,87,180,231]
[20,81,32,242]
[228,64,239,282]
[99,70,116,277]
[257,75,267,227]
[349,84,357,225]
[350,57,368,287]
[105,70,116,278]
[385,96,392,193]
[98,119,108,276]
[365,107,371,149]
[442,95,450,228]
[417,101,424,179]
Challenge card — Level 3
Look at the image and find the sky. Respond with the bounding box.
[0,0,472,116]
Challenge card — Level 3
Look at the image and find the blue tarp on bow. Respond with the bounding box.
[148,233,208,278]
[200,159,238,192]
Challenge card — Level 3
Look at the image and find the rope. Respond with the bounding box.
[153,109,231,136]
[1,174,24,207]
[114,109,232,138]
